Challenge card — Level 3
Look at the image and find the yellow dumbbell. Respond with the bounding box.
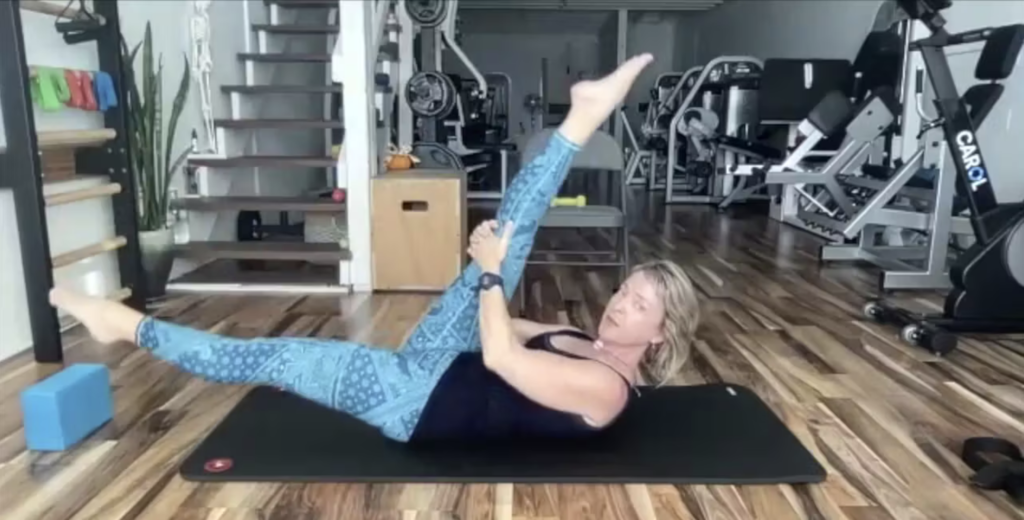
[551,195,586,207]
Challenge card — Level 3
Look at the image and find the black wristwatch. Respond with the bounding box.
[477,272,504,293]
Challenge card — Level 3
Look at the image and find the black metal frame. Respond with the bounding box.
[0,0,144,363]
[83,0,146,311]
[909,8,1003,243]
[0,0,60,362]
[865,0,1024,354]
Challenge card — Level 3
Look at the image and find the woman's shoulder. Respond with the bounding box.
[511,318,587,338]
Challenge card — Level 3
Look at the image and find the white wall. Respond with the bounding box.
[673,14,701,72]
[688,0,885,64]
[0,0,204,361]
[597,12,619,77]
[445,10,611,138]
[686,0,1024,202]
[170,0,250,270]
[926,1,1024,203]
[622,12,696,137]
[445,32,602,138]
[248,6,328,218]
[449,9,701,140]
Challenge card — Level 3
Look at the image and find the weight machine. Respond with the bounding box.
[630,67,702,190]
[816,66,986,291]
[403,0,514,201]
[863,0,1024,354]
[713,33,983,291]
[664,57,764,205]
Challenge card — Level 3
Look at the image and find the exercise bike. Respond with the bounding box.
[864,0,1024,354]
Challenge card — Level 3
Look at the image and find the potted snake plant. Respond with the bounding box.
[121,22,192,299]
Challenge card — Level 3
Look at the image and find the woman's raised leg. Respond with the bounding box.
[48,289,456,442]
[402,53,654,353]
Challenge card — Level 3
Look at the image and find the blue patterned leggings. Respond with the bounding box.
[136,131,581,441]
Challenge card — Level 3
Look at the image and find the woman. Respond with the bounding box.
[50,53,700,443]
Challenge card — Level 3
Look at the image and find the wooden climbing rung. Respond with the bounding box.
[107,287,132,302]
[51,236,127,269]
[36,129,117,150]
[20,0,86,20]
[45,183,122,207]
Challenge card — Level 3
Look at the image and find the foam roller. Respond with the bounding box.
[551,195,587,207]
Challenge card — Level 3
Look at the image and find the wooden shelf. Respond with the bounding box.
[171,196,346,213]
[214,119,344,130]
[176,241,351,262]
[37,129,117,150]
[189,155,337,168]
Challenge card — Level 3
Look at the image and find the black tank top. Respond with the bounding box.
[409,330,635,443]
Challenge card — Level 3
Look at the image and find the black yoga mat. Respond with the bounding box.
[180,384,826,484]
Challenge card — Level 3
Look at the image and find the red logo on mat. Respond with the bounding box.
[204,458,233,473]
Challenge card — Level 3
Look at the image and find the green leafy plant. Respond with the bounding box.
[121,22,192,232]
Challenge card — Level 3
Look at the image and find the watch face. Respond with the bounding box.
[480,273,502,289]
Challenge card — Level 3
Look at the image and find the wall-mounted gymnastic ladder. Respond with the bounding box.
[0,0,144,363]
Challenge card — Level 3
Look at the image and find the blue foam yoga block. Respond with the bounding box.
[20,363,113,451]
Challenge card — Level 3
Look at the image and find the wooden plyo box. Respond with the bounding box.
[371,170,466,291]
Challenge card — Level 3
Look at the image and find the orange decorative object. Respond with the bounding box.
[387,154,414,171]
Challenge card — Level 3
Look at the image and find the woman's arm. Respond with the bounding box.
[469,220,627,426]
[479,284,627,426]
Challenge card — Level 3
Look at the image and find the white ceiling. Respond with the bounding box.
[458,0,725,11]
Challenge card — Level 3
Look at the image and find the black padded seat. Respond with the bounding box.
[716,135,786,161]
[963,84,1005,125]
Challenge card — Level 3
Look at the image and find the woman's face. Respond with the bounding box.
[597,271,666,347]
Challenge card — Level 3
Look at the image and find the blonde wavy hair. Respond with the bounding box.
[632,260,700,386]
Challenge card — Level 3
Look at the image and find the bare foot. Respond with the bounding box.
[49,288,143,345]
[559,53,654,144]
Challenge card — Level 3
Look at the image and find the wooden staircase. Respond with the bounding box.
[169,0,398,292]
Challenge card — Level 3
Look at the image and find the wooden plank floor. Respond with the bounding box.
[2,202,1023,520]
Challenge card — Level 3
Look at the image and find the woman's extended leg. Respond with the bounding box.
[48,289,456,442]
[402,53,654,353]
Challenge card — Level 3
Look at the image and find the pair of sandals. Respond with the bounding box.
[963,436,1023,504]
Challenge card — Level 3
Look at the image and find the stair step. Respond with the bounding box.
[177,241,351,262]
[170,259,340,286]
[221,82,389,95]
[222,85,340,94]
[189,155,336,168]
[240,50,397,63]
[266,0,337,8]
[215,118,344,129]
[172,196,346,213]
[238,53,331,63]
[253,23,338,34]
